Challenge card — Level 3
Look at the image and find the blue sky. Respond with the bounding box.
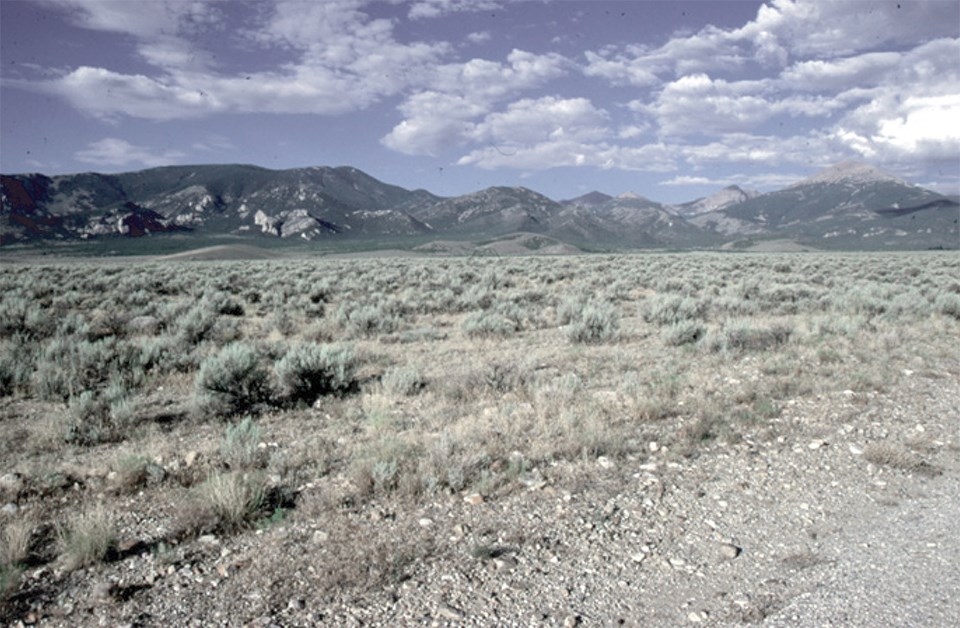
[1,0,958,203]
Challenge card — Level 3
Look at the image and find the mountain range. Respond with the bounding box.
[2,161,957,250]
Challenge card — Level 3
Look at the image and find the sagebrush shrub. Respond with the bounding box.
[705,320,793,353]
[935,292,960,320]
[221,416,264,469]
[380,365,426,396]
[642,294,707,326]
[662,320,706,346]
[567,300,619,344]
[274,343,357,405]
[462,310,518,338]
[194,343,271,418]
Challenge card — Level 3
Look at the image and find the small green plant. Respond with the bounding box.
[221,416,264,469]
[64,382,138,446]
[274,343,358,406]
[662,320,706,346]
[935,292,960,320]
[567,300,619,344]
[111,454,151,492]
[705,320,792,353]
[194,343,271,419]
[380,365,426,396]
[642,294,707,326]
[462,310,518,338]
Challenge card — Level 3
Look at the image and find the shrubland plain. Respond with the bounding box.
[1,251,959,625]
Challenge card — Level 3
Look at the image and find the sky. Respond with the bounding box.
[1,0,958,203]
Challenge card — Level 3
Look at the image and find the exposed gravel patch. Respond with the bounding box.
[5,361,956,627]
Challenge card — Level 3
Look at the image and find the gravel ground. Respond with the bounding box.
[4,361,958,627]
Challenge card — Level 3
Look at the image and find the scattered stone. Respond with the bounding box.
[493,555,518,571]
[418,517,434,527]
[687,611,706,623]
[463,492,484,505]
[311,530,329,544]
[719,543,742,560]
[198,534,219,545]
[287,597,306,611]
[849,444,864,455]
[648,441,660,453]
[90,581,117,605]
[184,451,200,467]
[631,552,647,564]
[563,615,580,628]
[1,502,18,515]
[437,603,464,621]
[0,472,24,497]
[597,456,615,469]
[519,469,547,490]
[145,464,166,485]
[808,439,827,450]
[116,538,140,553]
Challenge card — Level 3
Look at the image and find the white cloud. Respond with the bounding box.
[584,0,959,87]
[838,94,960,161]
[45,0,225,70]
[466,31,491,44]
[381,91,486,155]
[469,96,608,145]
[192,134,236,152]
[457,137,677,173]
[407,0,500,20]
[75,138,186,169]
[736,0,958,60]
[382,50,572,155]
[659,172,805,190]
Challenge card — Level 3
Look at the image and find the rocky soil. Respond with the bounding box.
[3,357,957,627]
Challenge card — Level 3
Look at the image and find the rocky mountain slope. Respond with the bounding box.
[671,185,759,218]
[2,161,957,249]
[689,162,958,247]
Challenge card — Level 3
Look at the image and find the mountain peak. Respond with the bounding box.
[792,161,906,187]
[562,191,613,208]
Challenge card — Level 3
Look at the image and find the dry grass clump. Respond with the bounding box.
[57,506,116,571]
[1,250,958,611]
[863,442,941,476]
[178,472,267,535]
[1,516,34,600]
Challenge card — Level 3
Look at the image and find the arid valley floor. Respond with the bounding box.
[2,250,959,626]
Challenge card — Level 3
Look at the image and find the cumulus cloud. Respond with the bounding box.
[660,172,807,190]
[74,138,186,169]
[381,50,572,155]
[12,0,959,183]
[43,0,225,70]
[407,0,500,20]
[29,0,453,120]
[469,97,608,145]
[584,0,958,84]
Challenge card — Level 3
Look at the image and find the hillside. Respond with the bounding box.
[2,161,957,250]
